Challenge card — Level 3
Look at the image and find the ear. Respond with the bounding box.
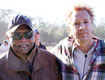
[68,25,73,33]
[92,28,94,34]
[6,31,12,41]
[6,35,9,39]
[6,33,13,45]
[6,32,9,40]
[92,24,94,34]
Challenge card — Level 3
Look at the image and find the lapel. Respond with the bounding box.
[33,48,46,72]
[89,39,101,67]
[6,47,36,75]
[84,39,102,79]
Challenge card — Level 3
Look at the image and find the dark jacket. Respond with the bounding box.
[0,46,61,80]
[38,42,46,50]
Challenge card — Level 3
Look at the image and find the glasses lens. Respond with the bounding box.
[24,31,33,39]
[13,32,22,40]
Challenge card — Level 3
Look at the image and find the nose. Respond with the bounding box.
[79,23,85,30]
[20,35,27,41]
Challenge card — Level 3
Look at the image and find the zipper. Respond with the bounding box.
[82,54,87,79]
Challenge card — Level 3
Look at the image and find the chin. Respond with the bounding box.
[18,50,29,54]
[77,37,88,42]
[80,36,88,39]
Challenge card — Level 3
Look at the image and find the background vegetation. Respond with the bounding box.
[0,9,105,46]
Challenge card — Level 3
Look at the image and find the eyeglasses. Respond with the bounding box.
[12,31,33,40]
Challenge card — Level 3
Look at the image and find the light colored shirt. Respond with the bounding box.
[73,46,94,79]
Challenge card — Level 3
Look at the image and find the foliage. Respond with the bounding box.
[94,23,105,39]
[0,9,105,46]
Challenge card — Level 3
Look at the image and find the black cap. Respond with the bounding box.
[8,14,33,33]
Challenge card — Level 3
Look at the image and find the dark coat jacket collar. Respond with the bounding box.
[6,46,36,73]
[6,46,46,74]
[33,49,45,72]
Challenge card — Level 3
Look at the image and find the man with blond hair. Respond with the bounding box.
[51,3,105,80]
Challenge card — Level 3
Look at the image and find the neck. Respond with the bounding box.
[76,39,94,53]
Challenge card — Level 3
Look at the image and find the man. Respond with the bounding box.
[51,3,105,80]
[0,40,9,54]
[0,14,61,80]
[34,29,46,50]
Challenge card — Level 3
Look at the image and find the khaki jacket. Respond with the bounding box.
[0,46,61,80]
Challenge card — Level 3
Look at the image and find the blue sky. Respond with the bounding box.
[0,0,105,24]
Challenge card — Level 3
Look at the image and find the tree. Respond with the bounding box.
[0,9,16,43]
[94,23,105,39]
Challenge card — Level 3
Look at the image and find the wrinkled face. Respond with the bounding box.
[8,25,34,56]
[70,10,93,43]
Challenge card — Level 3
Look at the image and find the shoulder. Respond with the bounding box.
[39,49,55,60]
[33,48,61,80]
[35,48,58,67]
[39,43,46,50]
[94,38,105,53]
[0,52,7,69]
[98,39,105,49]
[50,37,72,54]
[55,37,72,48]
[35,48,58,69]
[0,52,7,61]
[99,39,105,45]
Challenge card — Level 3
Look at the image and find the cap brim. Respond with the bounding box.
[9,24,33,33]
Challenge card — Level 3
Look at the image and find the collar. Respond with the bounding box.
[6,46,36,74]
[6,45,46,74]
[33,49,46,72]
[70,37,99,55]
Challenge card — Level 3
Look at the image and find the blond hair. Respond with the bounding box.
[66,3,94,24]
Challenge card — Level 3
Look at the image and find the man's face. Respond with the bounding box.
[9,25,34,56]
[34,33,40,42]
[4,42,8,46]
[70,10,93,43]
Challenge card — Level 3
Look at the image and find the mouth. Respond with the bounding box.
[19,44,29,47]
[79,31,87,34]
[17,43,30,48]
[80,33,87,35]
[79,32,87,37]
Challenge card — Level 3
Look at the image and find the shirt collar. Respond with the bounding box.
[71,37,99,55]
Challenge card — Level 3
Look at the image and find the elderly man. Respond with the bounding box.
[51,3,105,80]
[0,14,61,80]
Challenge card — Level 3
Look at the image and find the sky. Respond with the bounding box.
[0,0,105,24]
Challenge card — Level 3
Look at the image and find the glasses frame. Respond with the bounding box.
[12,31,33,40]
